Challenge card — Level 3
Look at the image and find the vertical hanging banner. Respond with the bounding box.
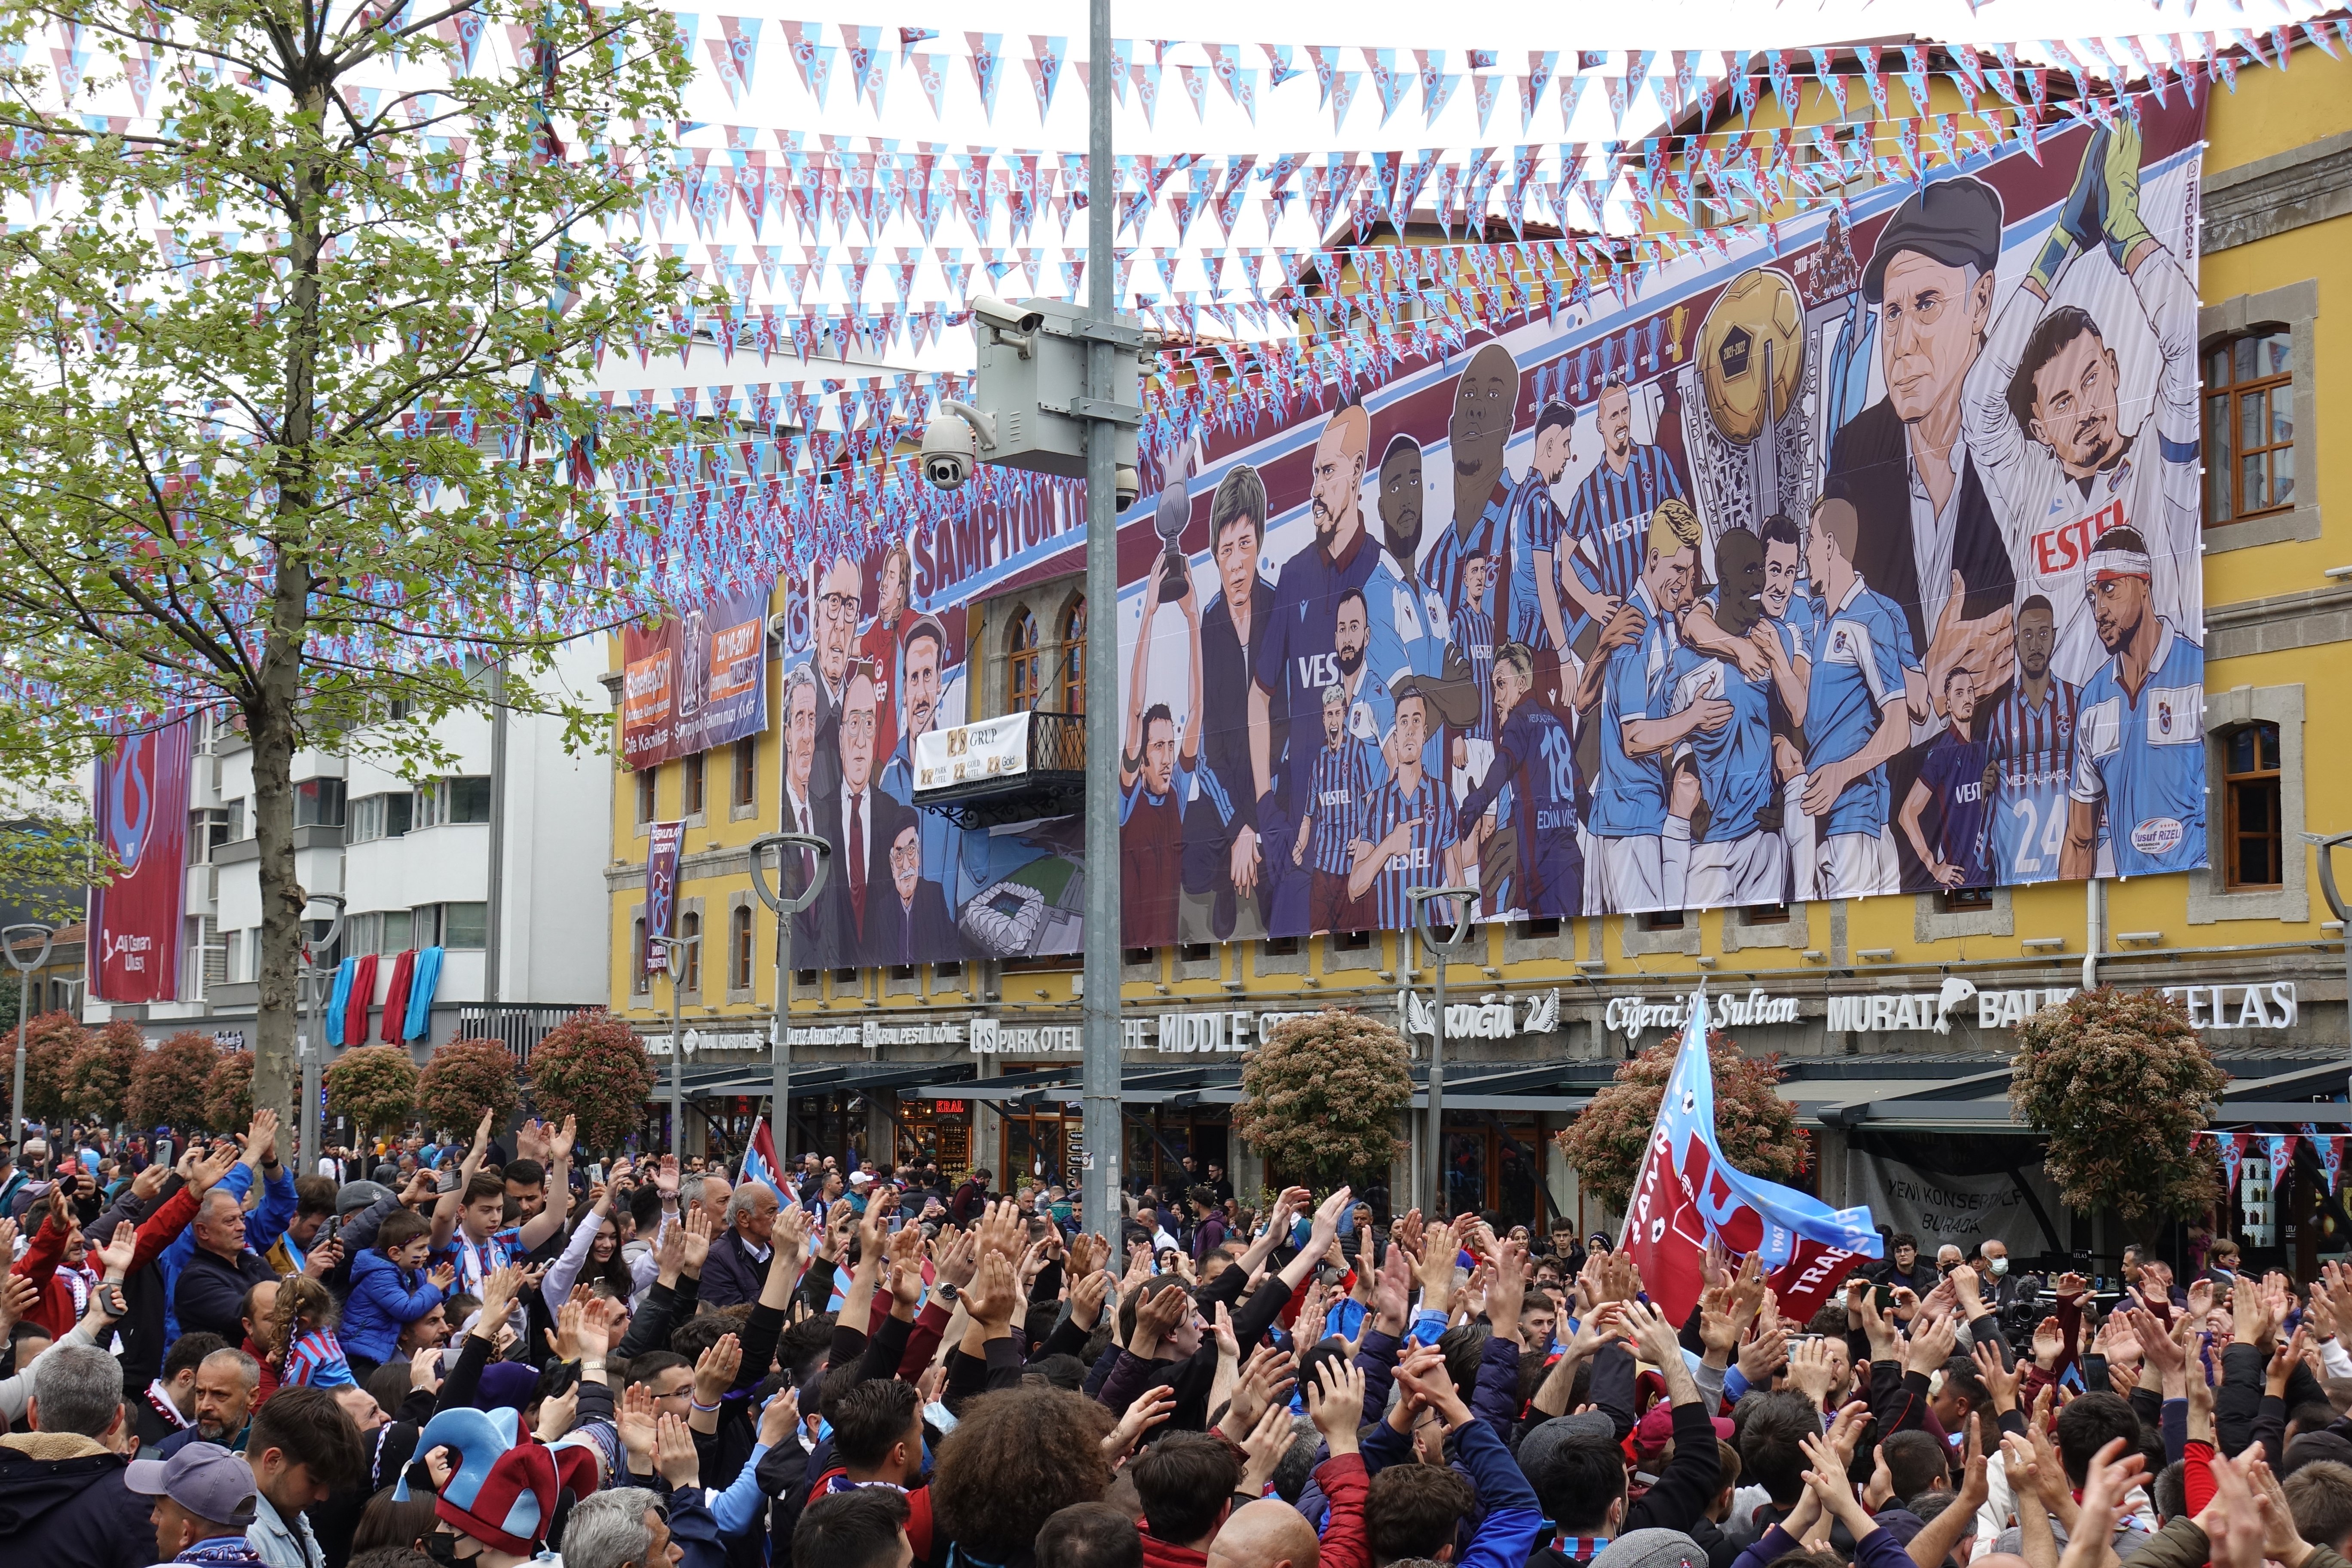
[644,821,683,974]
[619,586,772,768]
[90,719,192,1003]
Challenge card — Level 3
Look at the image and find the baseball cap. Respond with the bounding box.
[337,1179,394,1218]
[1861,177,2004,303]
[1515,1410,1619,1492]
[848,1171,875,1188]
[125,1442,259,1525]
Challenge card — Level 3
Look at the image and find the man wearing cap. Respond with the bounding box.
[1825,176,2018,891]
[2061,526,2205,878]
[1965,120,2202,693]
[128,1441,264,1568]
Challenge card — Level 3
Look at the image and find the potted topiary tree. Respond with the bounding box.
[128,1032,221,1135]
[2010,986,2226,1240]
[327,1044,420,1152]
[416,1037,521,1139]
[19,1010,89,1127]
[1558,1032,1808,1217]
[526,1010,657,1155]
[203,1050,254,1133]
[1233,1011,1414,1193]
[63,1020,142,1127]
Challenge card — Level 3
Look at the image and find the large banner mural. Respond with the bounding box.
[91,719,192,1003]
[775,104,2206,964]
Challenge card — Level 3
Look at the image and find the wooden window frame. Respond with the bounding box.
[2223,721,2284,891]
[2204,330,2295,527]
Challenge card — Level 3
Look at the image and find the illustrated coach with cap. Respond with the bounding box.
[1821,175,2019,892]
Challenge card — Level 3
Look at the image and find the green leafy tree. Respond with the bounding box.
[1558,1034,1807,1216]
[15,1009,89,1126]
[2010,986,2226,1237]
[526,1009,653,1154]
[62,1019,141,1125]
[129,1032,220,1133]
[418,1037,520,1137]
[204,1050,255,1132]
[1233,1011,1413,1189]
[327,1044,420,1147]
[0,0,699,1128]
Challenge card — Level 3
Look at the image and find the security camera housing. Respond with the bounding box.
[919,413,977,492]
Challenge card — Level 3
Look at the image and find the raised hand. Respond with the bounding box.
[0,1273,38,1334]
[130,1163,167,1202]
[477,1262,522,1332]
[410,1345,444,1393]
[1970,1339,2021,1412]
[616,1381,658,1468]
[1127,1281,1188,1356]
[692,1333,741,1408]
[462,1110,492,1174]
[757,1387,800,1449]
[655,1412,701,1489]
[244,1109,281,1167]
[966,1250,1020,1333]
[1235,1403,1295,1497]
[1307,1358,1368,1456]
[1225,1341,1295,1435]
[546,1299,586,1363]
[680,1207,714,1277]
[536,1383,580,1443]
[1102,1384,1176,1462]
[1069,1268,1112,1332]
[95,1218,138,1278]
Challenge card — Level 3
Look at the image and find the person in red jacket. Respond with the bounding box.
[12,1143,224,1341]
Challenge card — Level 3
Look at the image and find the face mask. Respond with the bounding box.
[425,1534,473,1568]
[1989,1258,2009,1277]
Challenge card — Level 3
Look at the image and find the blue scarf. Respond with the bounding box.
[174,1537,267,1567]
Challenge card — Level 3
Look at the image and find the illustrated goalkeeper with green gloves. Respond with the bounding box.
[1961,119,2203,692]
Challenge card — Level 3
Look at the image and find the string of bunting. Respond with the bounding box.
[2202,1129,2349,1195]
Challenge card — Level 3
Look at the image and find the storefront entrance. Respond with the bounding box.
[1443,1114,1547,1233]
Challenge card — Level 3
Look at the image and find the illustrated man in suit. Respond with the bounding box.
[882,821,966,963]
[813,660,909,968]
[779,664,823,906]
[808,554,864,806]
[1824,178,2018,889]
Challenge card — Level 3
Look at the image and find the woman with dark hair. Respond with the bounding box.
[348,1487,440,1557]
[544,1159,647,1308]
[931,1384,1116,1568]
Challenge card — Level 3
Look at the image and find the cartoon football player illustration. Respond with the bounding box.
[2062,527,2204,877]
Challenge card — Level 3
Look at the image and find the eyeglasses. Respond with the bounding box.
[819,591,859,622]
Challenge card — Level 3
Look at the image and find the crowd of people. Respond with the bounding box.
[2,1112,2349,1568]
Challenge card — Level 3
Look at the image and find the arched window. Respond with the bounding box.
[2205,330,2294,524]
[2224,722,2283,890]
[1007,608,1041,713]
[1059,597,1087,714]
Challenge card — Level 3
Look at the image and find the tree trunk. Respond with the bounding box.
[252,77,331,1137]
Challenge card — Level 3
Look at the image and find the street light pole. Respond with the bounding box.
[1078,0,1121,1243]
[1409,886,1479,1220]
[748,832,831,1172]
[296,896,345,1177]
[650,933,698,1156]
[3,923,55,1150]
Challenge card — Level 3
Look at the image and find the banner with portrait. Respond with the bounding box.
[619,587,771,769]
[778,103,2208,965]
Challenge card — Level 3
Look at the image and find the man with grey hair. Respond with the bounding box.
[697,1179,778,1308]
[157,1348,262,1458]
[0,1339,153,1565]
[562,1485,680,1568]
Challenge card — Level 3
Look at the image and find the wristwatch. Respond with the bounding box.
[935,1281,961,1305]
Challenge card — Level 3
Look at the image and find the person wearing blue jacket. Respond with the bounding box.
[161,1112,299,1344]
[342,1208,453,1381]
[1362,1336,1547,1568]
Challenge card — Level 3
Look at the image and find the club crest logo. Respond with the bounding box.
[2159,701,2173,735]
[106,732,158,875]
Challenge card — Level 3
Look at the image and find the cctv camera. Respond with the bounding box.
[921,413,977,492]
[971,295,1045,336]
[1115,466,1140,511]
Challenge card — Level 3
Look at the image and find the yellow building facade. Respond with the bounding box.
[602,40,2352,1266]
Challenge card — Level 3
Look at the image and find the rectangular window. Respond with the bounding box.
[683,753,707,818]
[2205,331,2296,524]
[731,905,753,990]
[447,776,493,824]
[379,909,413,955]
[1178,943,1213,963]
[222,928,243,983]
[1940,888,1995,913]
[796,968,820,987]
[441,903,488,949]
[1642,910,1685,930]
[732,740,757,808]
[2226,723,2284,889]
[1123,947,1154,965]
[633,919,651,995]
[680,912,702,992]
[188,808,230,865]
[932,961,963,982]
[1740,904,1791,926]
[1263,936,1301,956]
[413,782,442,830]
[833,967,858,984]
[1511,918,1562,939]
[349,792,413,842]
[294,778,347,828]
[636,768,657,827]
[1335,929,1374,951]
[224,799,247,842]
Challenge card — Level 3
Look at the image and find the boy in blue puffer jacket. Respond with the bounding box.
[342,1209,452,1382]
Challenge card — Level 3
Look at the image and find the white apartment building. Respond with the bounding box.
[104,638,612,1058]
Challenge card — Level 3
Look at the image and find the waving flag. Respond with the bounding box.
[1623,989,1882,1324]
[741,1111,789,1203]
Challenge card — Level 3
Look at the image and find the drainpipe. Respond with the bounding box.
[2083,876,2103,994]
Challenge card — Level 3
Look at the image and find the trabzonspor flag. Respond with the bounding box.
[1623,988,1882,1324]
[741,1115,790,1205]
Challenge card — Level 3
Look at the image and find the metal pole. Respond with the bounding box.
[749,833,830,1173]
[485,660,508,1013]
[2306,832,2352,1048]
[4,924,55,1151]
[1079,0,1120,1243]
[296,897,343,1178]
[1409,887,1479,1219]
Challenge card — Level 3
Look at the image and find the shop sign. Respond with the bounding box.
[648,1020,969,1057]
[1604,989,1799,1045]
[1399,988,1563,1042]
[915,711,1032,793]
[969,1019,1082,1055]
[967,1007,1344,1056]
[2160,982,2299,1030]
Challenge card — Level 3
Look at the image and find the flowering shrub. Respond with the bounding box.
[1233,1011,1412,1188]
[129,1032,222,1133]
[64,1020,142,1124]
[327,1044,420,1145]
[1558,1034,1806,1215]
[417,1036,521,1136]
[2011,986,2225,1231]
[527,1010,656,1154]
